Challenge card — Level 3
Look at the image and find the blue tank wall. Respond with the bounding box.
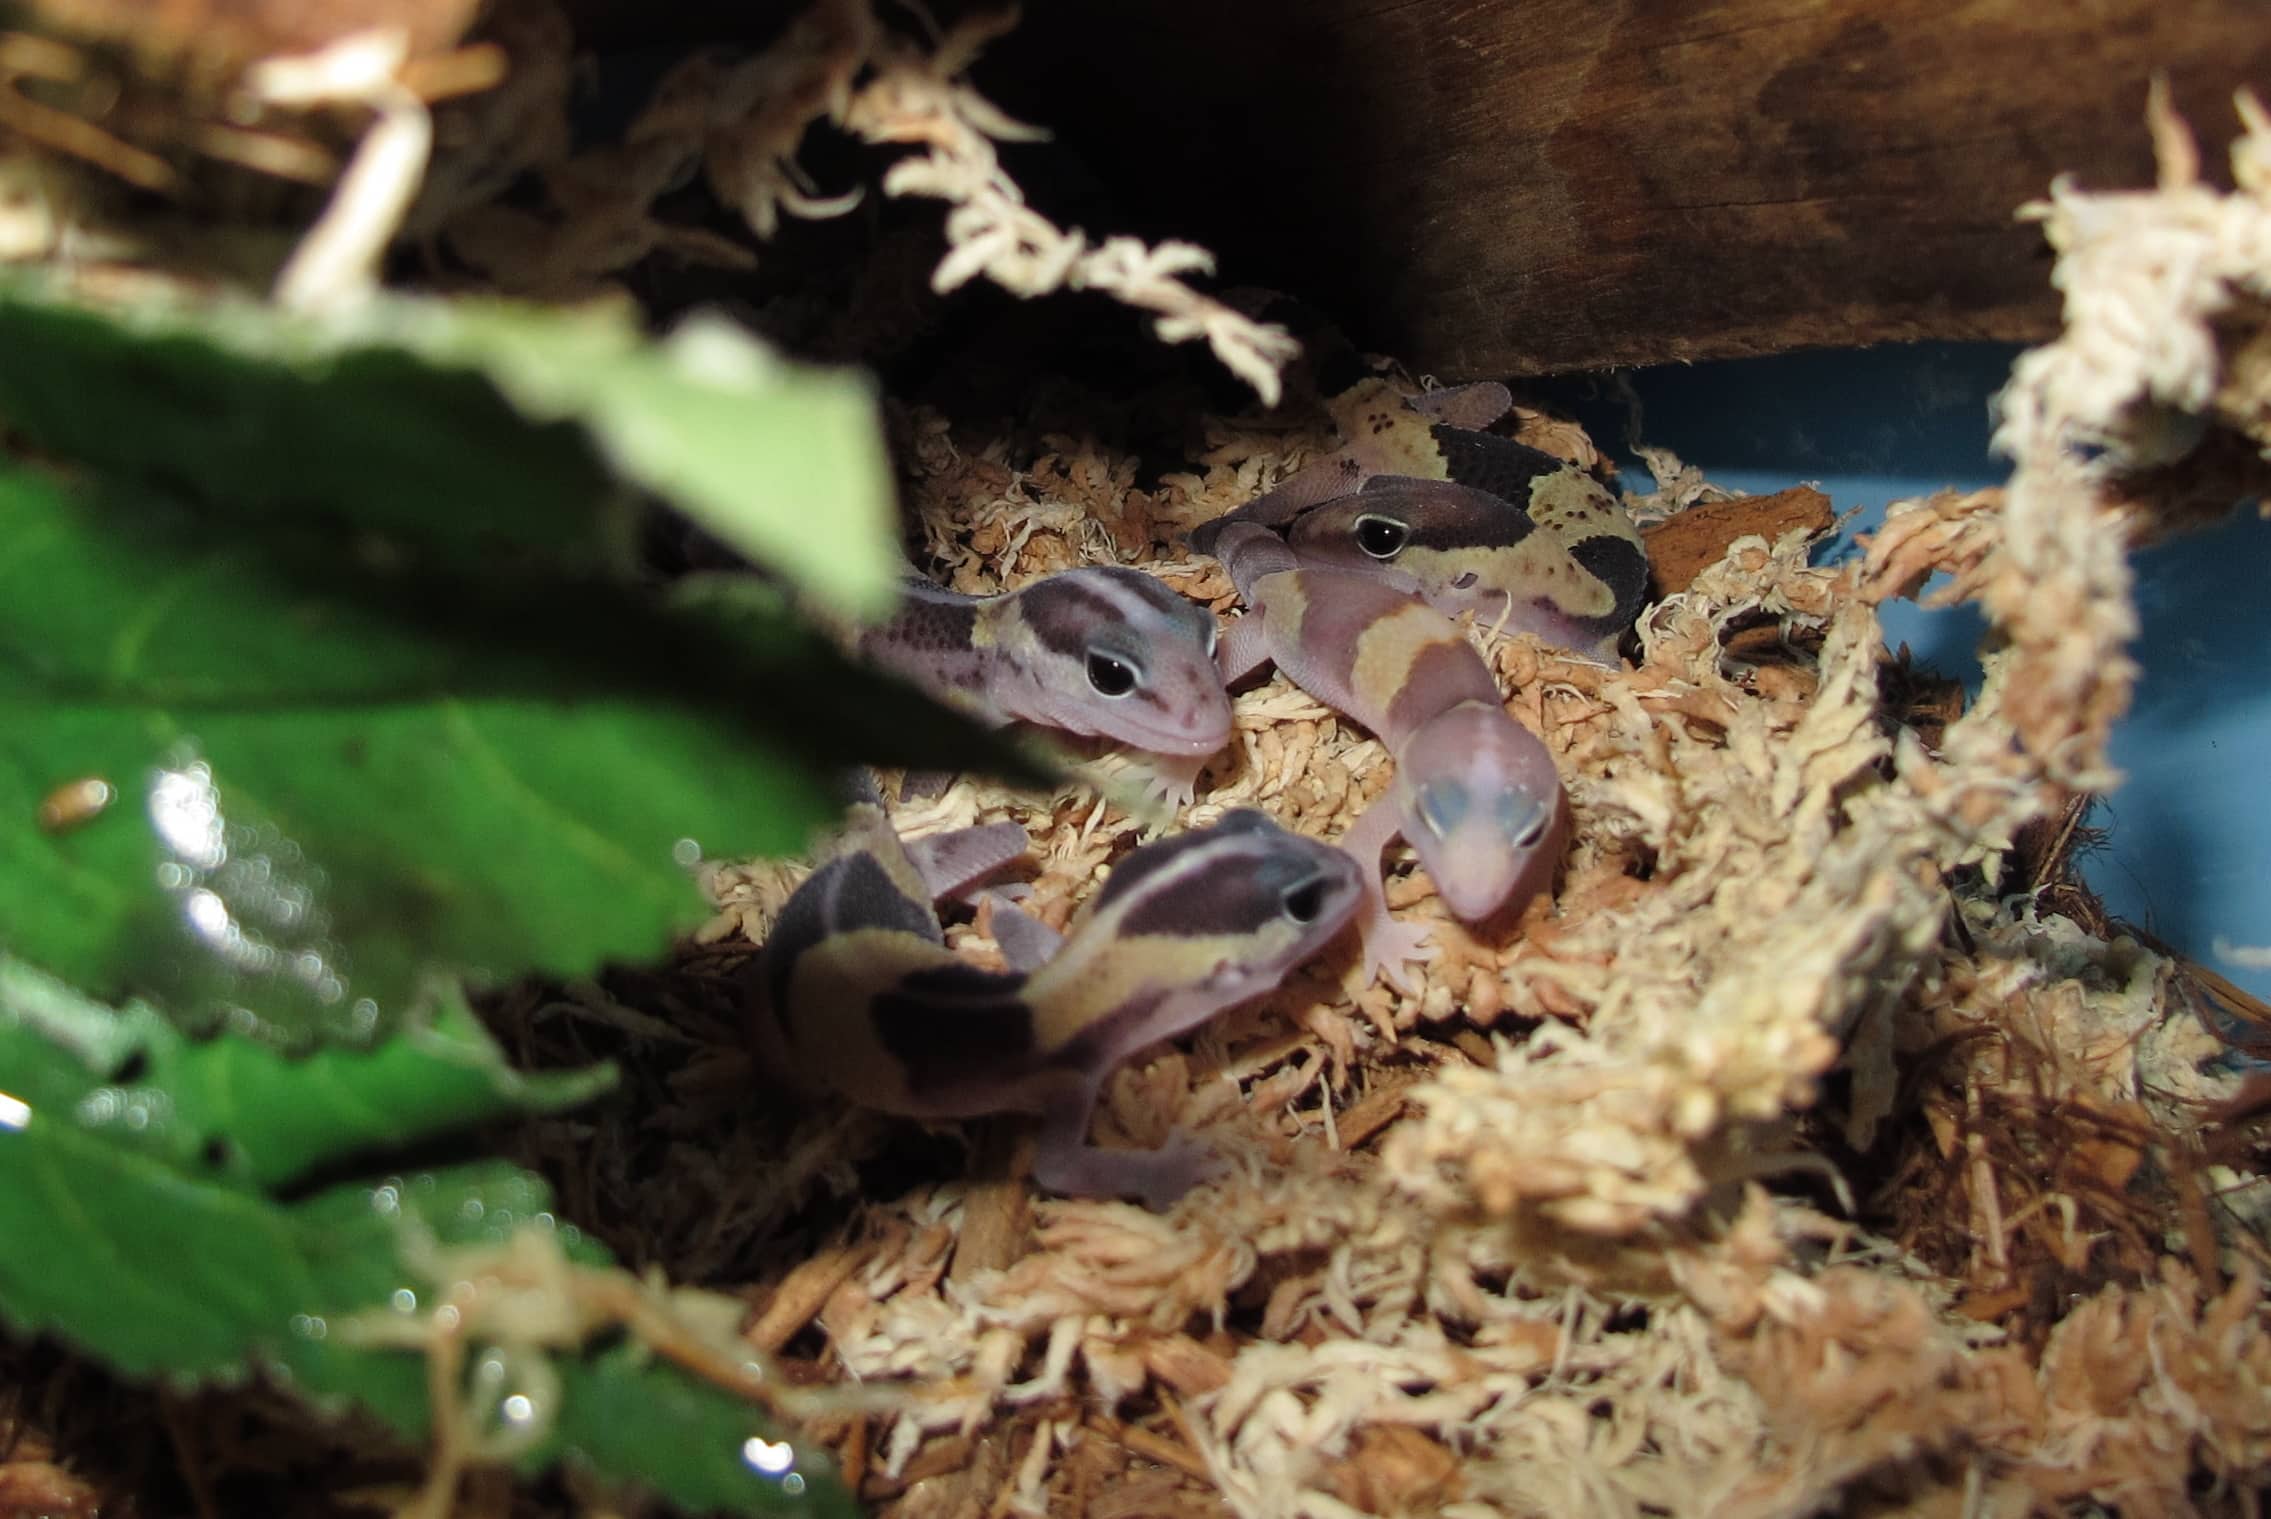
[1583,344,2269,1003]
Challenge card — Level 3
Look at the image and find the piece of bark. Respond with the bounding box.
[949,1121,1035,1285]
[1641,486,1836,595]
[991,0,2271,376]
[1333,1077,1416,1151]
[745,1244,870,1353]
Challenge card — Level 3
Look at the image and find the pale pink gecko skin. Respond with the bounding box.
[1206,522,1568,990]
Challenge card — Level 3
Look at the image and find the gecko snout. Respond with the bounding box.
[1400,701,1570,922]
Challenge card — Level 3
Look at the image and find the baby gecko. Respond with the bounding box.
[858,567,1233,798]
[754,803,1362,1208]
[1203,521,1568,989]
[1257,476,1647,660]
[1194,301,1650,661]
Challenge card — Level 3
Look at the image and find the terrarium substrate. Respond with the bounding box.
[681,94,2271,1519]
[1,1,2268,1513]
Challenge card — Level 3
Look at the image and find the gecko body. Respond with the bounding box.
[1206,522,1567,987]
[756,804,1362,1207]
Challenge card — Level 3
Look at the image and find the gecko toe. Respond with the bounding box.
[1361,917,1439,995]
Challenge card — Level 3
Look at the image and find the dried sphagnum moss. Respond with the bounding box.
[700,91,2271,1519]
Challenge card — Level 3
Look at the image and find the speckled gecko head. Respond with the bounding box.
[1282,477,1650,653]
[1389,699,1568,922]
[987,567,1234,757]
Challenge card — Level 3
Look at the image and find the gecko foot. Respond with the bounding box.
[1032,1130,1225,1211]
[1360,911,1438,996]
[1137,752,1210,811]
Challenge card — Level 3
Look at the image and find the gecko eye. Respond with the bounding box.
[1086,650,1140,697]
[1503,795,1550,849]
[1416,781,1469,839]
[1354,515,1410,560]
[1280,877,1328,924]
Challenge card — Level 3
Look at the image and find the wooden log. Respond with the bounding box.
[991,0,2271,377]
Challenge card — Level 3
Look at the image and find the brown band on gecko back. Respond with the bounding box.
[1426,427,1574,507]
[1382,637,1499,738]
[764,850,938,1013]
[1565,534,1654,640]
[870,972,1040,1089]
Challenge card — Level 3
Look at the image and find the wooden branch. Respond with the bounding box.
[992,0,2271,377]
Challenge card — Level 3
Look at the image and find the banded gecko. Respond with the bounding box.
[1253,475,1648,660]
[858,567,1233,797]
[1206,521,1568,989]
[754,803,1362,1208]
[1195,300,1650,661]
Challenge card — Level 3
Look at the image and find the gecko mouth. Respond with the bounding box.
[1032,688,1231,756]
[1098,697,1234,756]
[1065,717,1230,760]
[1131,723,1234,757]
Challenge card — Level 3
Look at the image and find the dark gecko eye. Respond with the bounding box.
[1086,650,1140,697]
[1355,514,1410,559]
[1280,875,1328,924]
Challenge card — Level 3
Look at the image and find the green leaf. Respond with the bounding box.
[0,956,611,1190]
[0,460,1024,1046]
[426,304,899,616]
[0,957,848,1516]
[0,274,897,614]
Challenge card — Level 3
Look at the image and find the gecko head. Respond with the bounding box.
[1190,812,1365,1001]
[1393,701,1568,922]
[1006,568,1234,757]
[1093,809,1364,998]
[1283,478,1520,611]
